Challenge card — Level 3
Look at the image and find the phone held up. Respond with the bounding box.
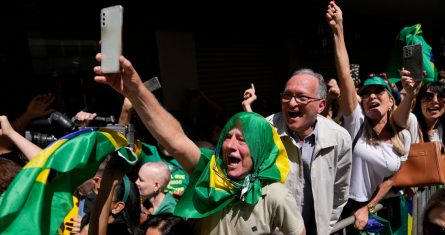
[100,5,123,74]
[403,44,423,82]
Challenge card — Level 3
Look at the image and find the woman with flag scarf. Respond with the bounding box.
[94,54,306,235]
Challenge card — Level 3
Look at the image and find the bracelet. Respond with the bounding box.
[367,203,376,214]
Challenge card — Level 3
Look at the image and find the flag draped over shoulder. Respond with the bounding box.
[387,24,438,84]
[174,112,290,218]
[0,127,136,235]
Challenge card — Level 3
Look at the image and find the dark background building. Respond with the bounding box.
[1,0,445,122]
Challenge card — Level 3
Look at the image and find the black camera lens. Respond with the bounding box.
[25,131,57,147]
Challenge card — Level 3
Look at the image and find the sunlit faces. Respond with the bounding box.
[421,89,445,121]
[360,85,393,120]
[222,127,253,181]
[281,74,325,135]
[358,86,386,98]
[135,166,158,198]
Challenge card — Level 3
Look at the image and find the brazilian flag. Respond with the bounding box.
[0,128,137,235]
[387,24,438,84]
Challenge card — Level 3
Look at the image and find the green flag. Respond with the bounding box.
[387,24,438,84]
[0,127,136,235]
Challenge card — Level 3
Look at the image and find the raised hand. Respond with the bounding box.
[326,1,343,31]
[400,68,422,97]
[25,93,56,120]
[94,53,143,98]
[0,115,14,137]
[242,83,257,112]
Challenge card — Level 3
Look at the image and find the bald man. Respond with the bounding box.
[136,162,177,216]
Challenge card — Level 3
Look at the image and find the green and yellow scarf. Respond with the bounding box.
[174,112,289,218]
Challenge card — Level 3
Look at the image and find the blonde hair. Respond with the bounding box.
[362,90,406,156]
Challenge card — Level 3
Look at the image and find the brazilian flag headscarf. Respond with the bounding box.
[174,112,290,218]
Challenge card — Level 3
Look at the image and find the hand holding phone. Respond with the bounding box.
[403,44,423,81]
[100,5,123,73]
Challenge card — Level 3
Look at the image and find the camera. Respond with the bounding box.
[25,112,134,148]
[25,111,76,147]
[25,131,58,147]
[81,123,135,147]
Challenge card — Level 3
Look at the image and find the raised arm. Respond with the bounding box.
[392,69,422,128]
[0,115,42,160]
[13,93,56,133]
[241,83,257,112]
[327,1,357,116]
[118,97,133,126]
[94,54,200,174]
[88,157,124,235]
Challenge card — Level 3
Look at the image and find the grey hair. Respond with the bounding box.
[292,69,327,99]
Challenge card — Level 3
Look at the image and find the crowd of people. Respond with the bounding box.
[1,1,445,235]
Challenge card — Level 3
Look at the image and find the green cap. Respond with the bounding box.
[361,76,391,93]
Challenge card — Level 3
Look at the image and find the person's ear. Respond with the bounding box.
[154,182,160,194]
[111,201,125,214]
[318,99,326,114]
[389,95,394,109]
[93,176,102,192]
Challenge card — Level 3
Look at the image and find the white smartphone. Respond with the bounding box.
[100,5,123,73]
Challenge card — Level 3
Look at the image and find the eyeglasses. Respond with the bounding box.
[358,86,386,98]
[280,93,322,104]
[422,92,445,103]
[423,221,445,234]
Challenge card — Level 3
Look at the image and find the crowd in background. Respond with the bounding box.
[1,1,445,235]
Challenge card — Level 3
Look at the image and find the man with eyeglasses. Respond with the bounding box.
[266,68,352,235]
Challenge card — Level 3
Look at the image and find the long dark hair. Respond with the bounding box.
[112,178,142,235]
[80,177,143,235]
[412,81,445,144]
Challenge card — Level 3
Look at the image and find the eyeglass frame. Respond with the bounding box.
[280,92,323,104]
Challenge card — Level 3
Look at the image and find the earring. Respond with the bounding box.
[111,209,117,214]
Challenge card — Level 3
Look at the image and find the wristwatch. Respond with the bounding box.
[367,203,376,214]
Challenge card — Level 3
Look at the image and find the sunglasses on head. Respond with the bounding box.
[358,86,386,97]
[422,92,445,103]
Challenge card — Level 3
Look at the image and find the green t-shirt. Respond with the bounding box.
[140,143,189,196]
[153,192,177,215]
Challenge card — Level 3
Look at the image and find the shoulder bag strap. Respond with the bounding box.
[352,122,364,151]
